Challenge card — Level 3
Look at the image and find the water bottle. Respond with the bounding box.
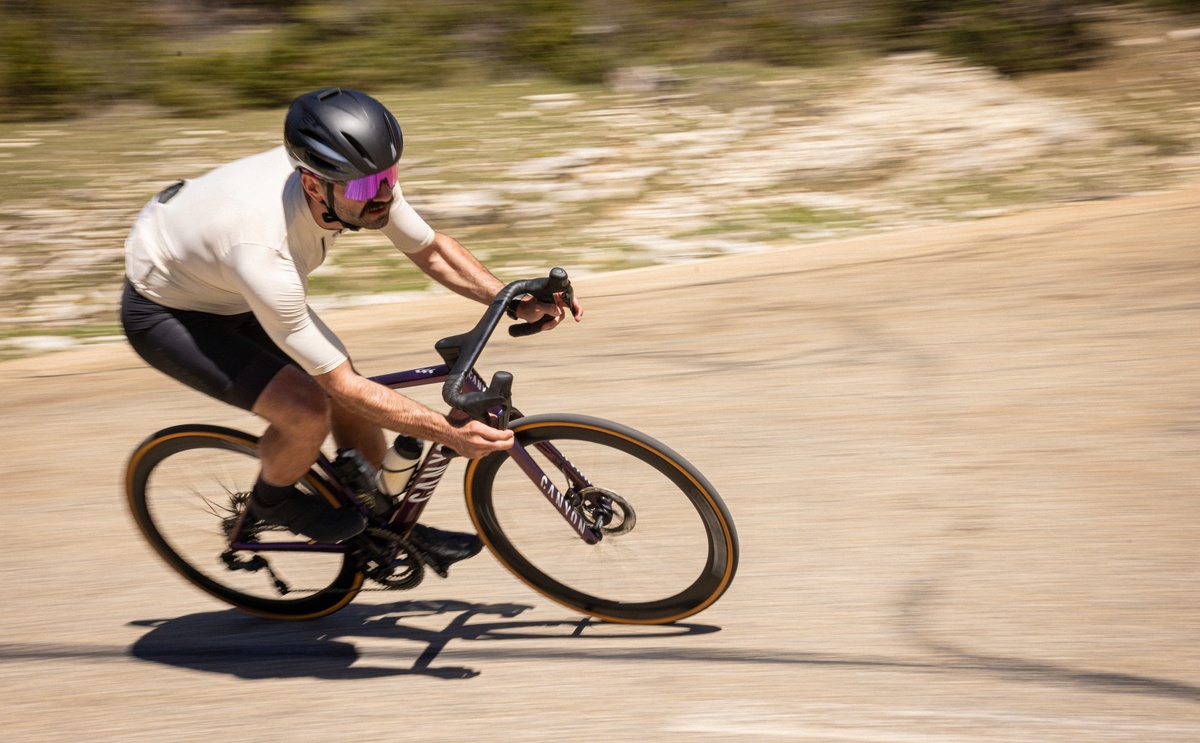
[377,434,424,497]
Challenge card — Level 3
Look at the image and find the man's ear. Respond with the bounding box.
[299,172,325,203]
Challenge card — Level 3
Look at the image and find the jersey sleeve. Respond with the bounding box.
[379,187,436,254]
[225,242,349,376]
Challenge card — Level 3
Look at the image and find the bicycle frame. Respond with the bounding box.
[226,361,603,556]
[127,267,738,623]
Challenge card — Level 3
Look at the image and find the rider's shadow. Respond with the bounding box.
[129,599,720,680]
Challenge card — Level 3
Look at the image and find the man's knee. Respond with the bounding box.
[253,366,331,439]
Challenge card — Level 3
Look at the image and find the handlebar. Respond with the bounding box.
[436,267,573,422]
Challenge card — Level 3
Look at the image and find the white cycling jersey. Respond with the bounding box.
[125,146,435,375]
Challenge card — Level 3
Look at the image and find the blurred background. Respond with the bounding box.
[2,0,1200,356]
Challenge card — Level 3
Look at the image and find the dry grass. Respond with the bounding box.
[2,8,1200,356]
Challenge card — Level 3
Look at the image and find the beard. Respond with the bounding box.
[333,198,391,230]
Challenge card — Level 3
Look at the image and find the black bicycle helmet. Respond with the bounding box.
[284,88,403,181]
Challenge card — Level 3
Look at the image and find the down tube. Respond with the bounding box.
[503,439,602,545]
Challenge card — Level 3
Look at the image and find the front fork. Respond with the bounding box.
[442,368,608,544]
[334,369,610,548]
[383,405,607,545]
[500,432,610,545]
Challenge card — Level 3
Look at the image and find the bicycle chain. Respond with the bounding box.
[219,486,437,594]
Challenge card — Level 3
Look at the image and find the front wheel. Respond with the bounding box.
[465,414,738,624]
[126,424,364,620]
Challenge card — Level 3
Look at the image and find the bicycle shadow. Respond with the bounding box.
[128,599,721,680]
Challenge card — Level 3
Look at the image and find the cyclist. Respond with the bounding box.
[121,88,582,566]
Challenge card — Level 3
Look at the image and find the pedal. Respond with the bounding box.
[394,531,447,578]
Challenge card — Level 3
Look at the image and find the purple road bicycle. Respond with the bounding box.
[125,269,738,624]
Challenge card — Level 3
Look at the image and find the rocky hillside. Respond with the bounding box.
[2,9,1199,357]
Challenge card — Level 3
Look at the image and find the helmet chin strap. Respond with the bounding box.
[321,181,361,232]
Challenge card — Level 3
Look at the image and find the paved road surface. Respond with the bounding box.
[2,190,1198,741]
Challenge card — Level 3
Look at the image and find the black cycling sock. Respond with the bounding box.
[253,476,297,506]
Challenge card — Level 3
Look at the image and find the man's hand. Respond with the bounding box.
[515,292,584,331]
[317,361,516,460]
[446,418,514,459]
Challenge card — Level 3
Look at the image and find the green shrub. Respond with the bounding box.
[0,0,161,118]
[0,0,1139,119]
[0,17,84,118]
[495,0,612,82]
[879,0,1105,75]
[150,53,251,117]
[727,13,833,67]
[1141,0,1200,11]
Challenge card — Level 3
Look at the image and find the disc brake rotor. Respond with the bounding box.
[579,486,636,536]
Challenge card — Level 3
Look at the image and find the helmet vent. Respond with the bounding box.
[342,132,372,162]
[307,154,336,172]
[284,88,403,181]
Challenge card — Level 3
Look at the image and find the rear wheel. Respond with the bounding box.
[465,414,738,624]
[126,425,364,619]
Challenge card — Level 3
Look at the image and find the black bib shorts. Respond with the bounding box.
[120,279,296,411]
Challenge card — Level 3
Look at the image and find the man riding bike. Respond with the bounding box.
[120,88,582,567]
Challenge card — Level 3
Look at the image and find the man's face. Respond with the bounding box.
[328,180,393,230]
[300,171,394,230]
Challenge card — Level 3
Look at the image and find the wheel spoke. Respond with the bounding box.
[466,415,738,624]
[127,426,363,619]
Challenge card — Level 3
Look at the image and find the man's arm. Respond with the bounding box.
[314,360,513,460]
[406,232,584,328]
[406,232,505,304]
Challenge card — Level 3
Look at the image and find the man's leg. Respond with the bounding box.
[251,365,332,484]
[321,379,483,569]
[329,397,387,469]
[248,365,366,540]
[121,288,363,541]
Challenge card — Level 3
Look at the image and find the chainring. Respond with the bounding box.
[355,528,425,589]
